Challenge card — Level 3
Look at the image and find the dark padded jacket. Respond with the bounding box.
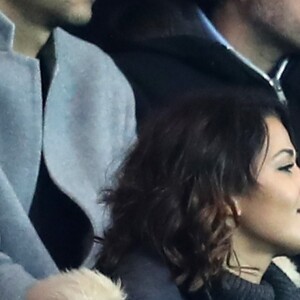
[110,35,300,149]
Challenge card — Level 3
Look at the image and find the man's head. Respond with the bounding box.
[237,0,300,54]
[1,0,95,29]
[0,0,95,56]
[199,0,300,70]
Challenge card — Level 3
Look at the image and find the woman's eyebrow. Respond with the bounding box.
[272,148,295,159]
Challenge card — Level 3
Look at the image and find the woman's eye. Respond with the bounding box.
[278,163,295,173]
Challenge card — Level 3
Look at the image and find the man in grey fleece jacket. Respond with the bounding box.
[0,0,136,299]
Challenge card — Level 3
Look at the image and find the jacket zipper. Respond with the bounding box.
[227,45,289,104]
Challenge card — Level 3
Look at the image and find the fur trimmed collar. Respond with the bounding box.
[26,268,126,300]
[273,256,300,287]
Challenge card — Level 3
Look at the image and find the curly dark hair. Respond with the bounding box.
[97,89,290,290]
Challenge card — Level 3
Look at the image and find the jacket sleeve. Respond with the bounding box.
[0,251,37,299]
[0,167,58,300]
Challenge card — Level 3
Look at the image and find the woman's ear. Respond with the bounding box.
[225,197,242,227]
[226,197,242,217]
[232,197,242,217]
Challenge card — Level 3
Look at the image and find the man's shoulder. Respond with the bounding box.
[53,27,113,66]
[52,27,134,88]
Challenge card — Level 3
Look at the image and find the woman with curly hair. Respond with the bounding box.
[96,90,300,300]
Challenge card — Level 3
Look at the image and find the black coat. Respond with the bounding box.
[110,35,300,147]
[110,248,300,300]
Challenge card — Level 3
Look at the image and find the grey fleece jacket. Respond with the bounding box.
[0,12,136,300]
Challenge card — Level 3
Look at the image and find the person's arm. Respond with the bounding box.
[0,251,37,299]
[0,167,58,300]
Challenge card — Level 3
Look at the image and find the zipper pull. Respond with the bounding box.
[270,78,288,105]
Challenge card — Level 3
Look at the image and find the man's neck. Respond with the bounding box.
[0,2,51,58]
[211,3,283,73]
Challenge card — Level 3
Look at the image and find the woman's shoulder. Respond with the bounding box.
[111,248,186,300]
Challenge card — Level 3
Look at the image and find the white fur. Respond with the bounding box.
[27,268,126,300]
[273,256,300,287]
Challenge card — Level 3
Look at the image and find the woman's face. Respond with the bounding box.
[237,116,300,256]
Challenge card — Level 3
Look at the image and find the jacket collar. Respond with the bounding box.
[197,9,230,46]
[0,11,15,51]
[0,10,61,92]
[196,8,271,76]
[196,8,289,103]
[0,9,58,62]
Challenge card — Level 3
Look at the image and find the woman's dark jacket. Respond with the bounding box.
[109,249,300,300]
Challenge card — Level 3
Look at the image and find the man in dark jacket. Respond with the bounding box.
[104,0,300,147]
